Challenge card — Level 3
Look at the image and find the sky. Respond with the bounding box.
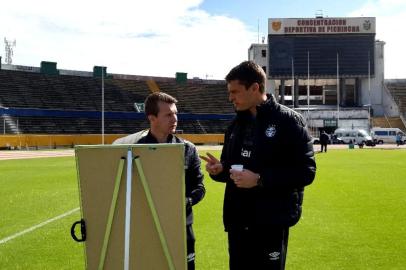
[1,0,405,79]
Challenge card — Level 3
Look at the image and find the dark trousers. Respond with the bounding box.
[228,226,289,270]
[321,143,327,152]
[187,224,195,270]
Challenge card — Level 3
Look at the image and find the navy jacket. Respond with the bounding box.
[211,95,316,230]
[114,130,205,225]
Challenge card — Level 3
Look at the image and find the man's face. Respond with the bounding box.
[150,101,178,135]
[227,80,258,111]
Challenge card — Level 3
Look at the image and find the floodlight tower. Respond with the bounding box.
[4,38,16,64]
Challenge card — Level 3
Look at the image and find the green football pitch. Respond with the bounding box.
[1,149,405,269]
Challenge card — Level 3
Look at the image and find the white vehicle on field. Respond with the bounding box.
[334,128,375,146]
[371,127,406,144]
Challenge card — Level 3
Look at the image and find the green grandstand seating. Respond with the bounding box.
[0,69,234,135]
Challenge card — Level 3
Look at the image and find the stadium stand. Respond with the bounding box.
[372,116,405,130]
[157,81,234,114]
[385,80,406,131]
[0,68,234,137]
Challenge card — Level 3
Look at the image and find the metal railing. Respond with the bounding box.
[1,116,20,134]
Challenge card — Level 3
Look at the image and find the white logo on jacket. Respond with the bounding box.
[269,251,280,260]
[265,125,277,138]
[241,149,251,158]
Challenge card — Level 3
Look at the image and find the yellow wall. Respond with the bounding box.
[177,133,224,144]
[0,134,224,149]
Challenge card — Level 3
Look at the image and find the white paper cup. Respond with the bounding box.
[231,164,243,171]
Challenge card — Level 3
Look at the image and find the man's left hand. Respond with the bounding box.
[229,168,260,188]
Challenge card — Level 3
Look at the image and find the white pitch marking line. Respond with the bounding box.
[0,207,80,245]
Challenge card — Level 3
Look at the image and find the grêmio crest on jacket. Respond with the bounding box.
[265,125,277,138]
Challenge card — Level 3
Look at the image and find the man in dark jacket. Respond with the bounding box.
[320,131,330,152]
[114,92,205,270]
[201,61,316,270]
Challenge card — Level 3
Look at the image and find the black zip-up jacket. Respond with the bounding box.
[113,130,205,225]
[211,95,316,230]
[320,132,330,144]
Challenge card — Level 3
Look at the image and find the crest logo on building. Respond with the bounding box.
[363,20,371,31]
[272,21,282,32]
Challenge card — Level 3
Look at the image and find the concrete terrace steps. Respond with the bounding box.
[372,117,406,131]
[386,81,406,121]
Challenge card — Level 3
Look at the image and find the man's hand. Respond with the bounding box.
[229,168,260,188]
[199,152,223,176]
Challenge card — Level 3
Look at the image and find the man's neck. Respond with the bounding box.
[249,94,268,116]
[150,129,170,143]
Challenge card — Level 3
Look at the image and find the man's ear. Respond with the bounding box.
[147,114,156,123]
[250,82,260,93]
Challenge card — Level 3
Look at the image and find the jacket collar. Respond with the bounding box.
[145,130,176,143]
[236,94,278,120]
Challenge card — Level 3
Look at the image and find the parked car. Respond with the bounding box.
[311,135,344,145]
[330,135,345,144]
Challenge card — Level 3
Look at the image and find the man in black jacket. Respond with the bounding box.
[201,61,316,270]
[320,131,330,152]
[114,92,205,270]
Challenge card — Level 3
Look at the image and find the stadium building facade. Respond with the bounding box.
[1,16,404,149]
[249,16,402,134]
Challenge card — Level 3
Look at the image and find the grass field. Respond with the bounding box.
[1,149,406,269]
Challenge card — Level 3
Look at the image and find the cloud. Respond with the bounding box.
[348,0,406,78]
[0,0,256,79]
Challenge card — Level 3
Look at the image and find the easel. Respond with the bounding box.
[71,144,186,270]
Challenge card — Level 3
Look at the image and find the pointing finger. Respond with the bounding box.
[206,152,219,162]
[199,155,212,163]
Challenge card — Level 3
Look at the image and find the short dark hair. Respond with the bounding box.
[225,61,266,93]
[144,92,178,116]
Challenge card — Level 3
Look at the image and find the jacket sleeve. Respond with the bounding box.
[185,143,206,206]
[260,115,316,190]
